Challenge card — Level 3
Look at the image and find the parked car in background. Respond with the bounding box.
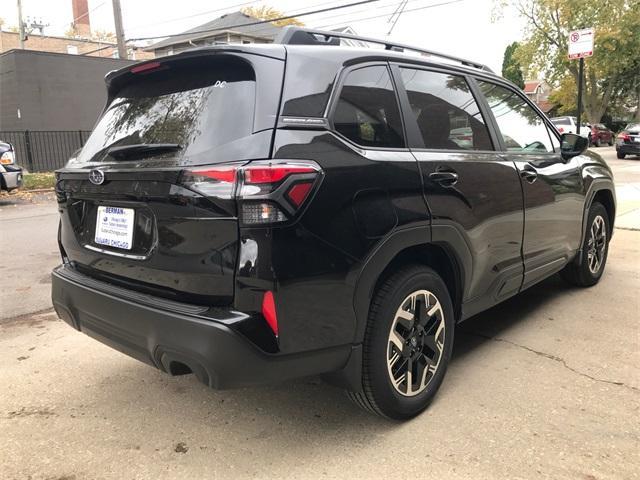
[52,27,616,420]
[0,141,23,192]
[550,116,591,143]
[616,123,640,159]
[590,124,614,147]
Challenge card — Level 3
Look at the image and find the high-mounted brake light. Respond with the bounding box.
[131,61,163,74]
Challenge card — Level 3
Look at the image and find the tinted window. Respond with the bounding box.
[75,57,256,166]
[480,81,554,153]
[551,117,571,126]
[401,69,493,151]
[333,66,404,148]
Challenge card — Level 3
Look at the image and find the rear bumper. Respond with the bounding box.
[1,169,23,190]
[51,264,351,389]
[616,142,640,155]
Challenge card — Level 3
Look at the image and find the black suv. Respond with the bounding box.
[52,28,616,419]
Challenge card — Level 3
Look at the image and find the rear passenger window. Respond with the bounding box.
[333,66,405,148]
[400,68,493,151]
[478,81,555,153]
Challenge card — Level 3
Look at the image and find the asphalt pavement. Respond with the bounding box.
[1,146,638,479]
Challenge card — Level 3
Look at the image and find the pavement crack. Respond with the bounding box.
[467,331,639,392]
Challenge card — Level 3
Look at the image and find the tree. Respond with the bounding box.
[64,26,117,43]
[241,6,304,27]
[502,41,525,88]
[505,0,640,124]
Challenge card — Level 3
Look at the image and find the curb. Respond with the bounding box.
[17,188,55,193]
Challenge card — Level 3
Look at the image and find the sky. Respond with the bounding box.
[0,0,527,73]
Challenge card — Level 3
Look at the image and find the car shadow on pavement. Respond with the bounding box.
[452,273,572,362]
[58,274,575,444]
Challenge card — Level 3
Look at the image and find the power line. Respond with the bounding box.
[317,0,465,30]
[125,0,261,34]
[306,0,422,31]
[126,0,381,42]
[387,0,409,35]
[181,0,413,43]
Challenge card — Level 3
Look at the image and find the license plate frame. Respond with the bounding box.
[94,206,135,250]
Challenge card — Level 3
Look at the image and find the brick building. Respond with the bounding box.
[0,0,152,60]
[0,30,153,59]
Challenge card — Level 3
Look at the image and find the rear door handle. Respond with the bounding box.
[429,171,459,187]
[519,169,538,183]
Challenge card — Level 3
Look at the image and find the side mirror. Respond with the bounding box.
[560,133,588,160]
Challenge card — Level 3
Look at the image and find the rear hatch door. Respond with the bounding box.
[56,48,285,305]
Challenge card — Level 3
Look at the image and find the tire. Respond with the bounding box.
[608,137,614,146]
[560,202,610,287]
[347,265,455,419]
[594,137,601,147]
[617,151,626,159]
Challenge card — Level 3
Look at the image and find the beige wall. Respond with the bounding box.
[0,31,153,60]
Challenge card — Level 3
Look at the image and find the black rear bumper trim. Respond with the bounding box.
[51,265,351,389]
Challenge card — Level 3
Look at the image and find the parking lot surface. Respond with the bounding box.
[1,147,638,479]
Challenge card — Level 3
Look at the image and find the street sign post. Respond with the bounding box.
[568,28,594,135]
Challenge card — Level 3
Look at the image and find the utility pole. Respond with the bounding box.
[111,0,127,59]
[17,0,25,49]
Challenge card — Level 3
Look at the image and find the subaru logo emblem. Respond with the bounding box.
[89,169,105,185]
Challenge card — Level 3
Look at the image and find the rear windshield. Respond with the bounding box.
[74,57,256,166]
[551,117,570,126]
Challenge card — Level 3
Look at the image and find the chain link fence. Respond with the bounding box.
[0,131,92,172]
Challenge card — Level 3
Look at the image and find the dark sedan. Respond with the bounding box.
[0,141,23,192]
[616,123,640,159]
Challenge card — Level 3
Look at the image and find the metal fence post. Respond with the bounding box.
[24,130,34,172]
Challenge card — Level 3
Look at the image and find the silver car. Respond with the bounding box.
[0,141,23,192]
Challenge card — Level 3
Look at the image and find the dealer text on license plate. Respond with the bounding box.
[94,206,135,250]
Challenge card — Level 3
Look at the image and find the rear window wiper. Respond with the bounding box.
[106,143,182,160]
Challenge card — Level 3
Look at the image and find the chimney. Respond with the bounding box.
[71,0,91,38]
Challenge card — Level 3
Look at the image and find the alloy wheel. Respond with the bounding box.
[587,215,607,274]
[386,290,445,397]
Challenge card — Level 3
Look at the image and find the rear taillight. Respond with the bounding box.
[618,133,630,141]
[181,165,238,198]
[557,127,564,133]
[180,161,322,225]
[0,151,14,165]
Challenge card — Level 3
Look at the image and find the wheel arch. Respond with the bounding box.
[352,225,468,344]
[576,178,616,265]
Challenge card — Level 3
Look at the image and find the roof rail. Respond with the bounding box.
[275,26,494,73]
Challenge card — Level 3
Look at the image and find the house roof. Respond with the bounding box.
[536,100,555,113]
[146,11,282,51]
[524,80,541,94]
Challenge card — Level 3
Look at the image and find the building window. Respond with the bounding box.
[67,45,79,55]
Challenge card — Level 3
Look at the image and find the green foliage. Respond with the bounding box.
[22,173,56,190]
[502,42,525,88]
[241,6,304,27]
[507,0,640,123]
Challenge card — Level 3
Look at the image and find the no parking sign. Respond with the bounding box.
[568,28,594,59]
